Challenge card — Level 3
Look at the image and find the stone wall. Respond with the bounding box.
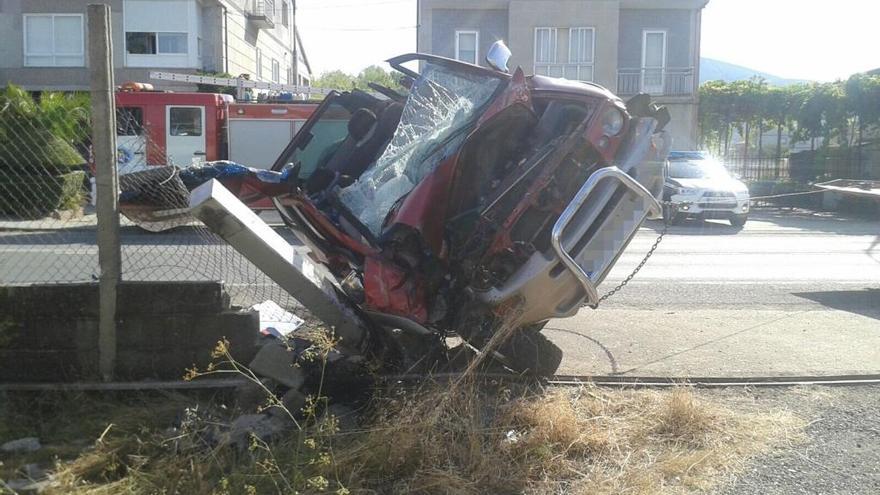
[0,281,260,382]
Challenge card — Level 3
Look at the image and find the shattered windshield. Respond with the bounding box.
[338,61,503,235]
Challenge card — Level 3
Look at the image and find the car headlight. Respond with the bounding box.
[600,108,625,136]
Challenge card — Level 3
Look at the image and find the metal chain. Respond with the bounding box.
[588,201,673,309]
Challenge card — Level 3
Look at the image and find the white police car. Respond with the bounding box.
[663,151,750,227]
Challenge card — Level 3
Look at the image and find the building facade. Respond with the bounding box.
[0,0,311,92]
[417,0,708,150]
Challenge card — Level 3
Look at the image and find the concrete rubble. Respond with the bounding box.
[247,341,306,389]
[1,437,41,453]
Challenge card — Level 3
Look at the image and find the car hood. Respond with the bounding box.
[667,177,748,193]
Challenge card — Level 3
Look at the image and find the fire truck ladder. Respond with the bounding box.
[149,71,334,100]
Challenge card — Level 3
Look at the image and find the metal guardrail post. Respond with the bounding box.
[88,4,120,381]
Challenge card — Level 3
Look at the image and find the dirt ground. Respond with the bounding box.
[716,385,880,495]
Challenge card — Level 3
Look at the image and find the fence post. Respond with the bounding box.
[88,4,120,382]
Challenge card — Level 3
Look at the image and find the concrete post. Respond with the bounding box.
[88,4,120,382]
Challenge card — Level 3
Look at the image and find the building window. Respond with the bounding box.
[535,27,594,82]
[271,59,280,83]
[455,30,478,65]
[282,1,289,27]
[567,27,594,81]
[255,48,263,79]
[126,32,188,55]
[23,14,84,67]
[287,67,293,84]
[534,27,557,69]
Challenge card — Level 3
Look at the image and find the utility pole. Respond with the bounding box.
[291,0,298,90]
[88,3,120,382]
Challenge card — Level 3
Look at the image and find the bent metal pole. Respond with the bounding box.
[88,4,121,381]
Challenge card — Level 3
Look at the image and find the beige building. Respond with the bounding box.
[0,0,311,92]
[417,0,709,150]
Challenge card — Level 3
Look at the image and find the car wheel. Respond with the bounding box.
[495,324,563,377]
[730,214,748,227]
[670,212,687,225]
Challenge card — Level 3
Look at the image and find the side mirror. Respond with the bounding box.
[486,40,512,73]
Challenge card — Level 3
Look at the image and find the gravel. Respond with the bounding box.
[718,385,880,495]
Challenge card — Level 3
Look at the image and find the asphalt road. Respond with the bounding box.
[1,208,878,377]
[548,209,880,377]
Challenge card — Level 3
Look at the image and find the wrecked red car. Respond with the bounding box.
[243,42,669,375]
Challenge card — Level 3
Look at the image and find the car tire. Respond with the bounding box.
[495,324,563,377]
[729,214,748,228]
[670,212,687,225]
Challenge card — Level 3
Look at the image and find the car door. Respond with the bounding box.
[165,105,206,167]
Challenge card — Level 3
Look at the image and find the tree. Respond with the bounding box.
[312,70,357,91]
[792,82,845,151]
[355,65,402,91]
[764,85,801,161]
[698,80,738,155]
[844,74,880,175]
[312,66,403,92]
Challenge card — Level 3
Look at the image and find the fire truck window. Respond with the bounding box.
[116,107,143,136]
[169,107,202,136]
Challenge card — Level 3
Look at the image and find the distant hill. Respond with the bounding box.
[699,58,808,86]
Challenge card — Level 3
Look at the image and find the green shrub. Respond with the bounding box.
[0,129,84,175]
[0,170,85,217]
[0,84,88,175]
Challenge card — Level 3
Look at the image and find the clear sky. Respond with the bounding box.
[297,0,880,82]
[700,0,880,82]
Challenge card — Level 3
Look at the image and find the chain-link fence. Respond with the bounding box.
[0,89,97,285]
[0,88,302,315]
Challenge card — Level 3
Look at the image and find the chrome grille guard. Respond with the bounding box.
[550,166,663,307]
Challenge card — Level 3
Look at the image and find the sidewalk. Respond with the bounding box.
[0,208,98,231]
[550,307,880,377]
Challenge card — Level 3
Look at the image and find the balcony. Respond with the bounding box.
[535,62,595,83]
[617,67,695,97]
[247,0,276,29]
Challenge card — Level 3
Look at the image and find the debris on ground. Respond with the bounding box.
[3,478,53,494]
[1,437,41,453]
[223,413,289,448]
[246,340,306,389]
[250,300,305,339]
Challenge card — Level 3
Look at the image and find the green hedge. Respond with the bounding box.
[0,170,86,217]
[0,129,84,176]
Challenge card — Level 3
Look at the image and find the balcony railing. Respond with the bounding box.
[247,0,275,29]
[534,62,594,83]
[617,67,695,97]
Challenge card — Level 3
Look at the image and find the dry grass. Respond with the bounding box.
[2,383,805,495]
[328,383,805,495]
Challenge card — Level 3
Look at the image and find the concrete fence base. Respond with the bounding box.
[0,281,260,382]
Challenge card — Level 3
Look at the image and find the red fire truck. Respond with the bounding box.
[114,84,318,172]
